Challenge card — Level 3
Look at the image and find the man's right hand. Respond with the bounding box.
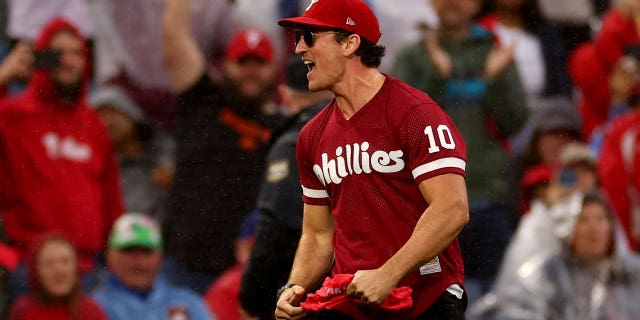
[274,285,307,320]
[0,42,33,84]
[422,29,452,77]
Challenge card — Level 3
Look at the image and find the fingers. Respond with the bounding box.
[287,286,306,305]
[275,286,306,320]
[346,272,377,305]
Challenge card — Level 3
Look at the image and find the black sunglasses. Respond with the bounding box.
[295,29,342,47]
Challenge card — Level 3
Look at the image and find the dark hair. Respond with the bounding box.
[334,31,386,68]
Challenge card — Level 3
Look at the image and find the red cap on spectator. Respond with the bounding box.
[225,28,274,62]
[521,165,553,189]
[278,0,381,44]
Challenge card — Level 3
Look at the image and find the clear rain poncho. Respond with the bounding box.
[469,192,640,320]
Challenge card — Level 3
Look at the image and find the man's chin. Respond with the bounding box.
[53,79,82,102]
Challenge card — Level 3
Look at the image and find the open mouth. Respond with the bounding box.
[304,60,316,73]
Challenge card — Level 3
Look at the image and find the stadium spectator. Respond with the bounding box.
[470,192,640,319]
[93,213,215,320]
[569,0,640,139]
[598,107,640,251]
[91,86,175,221]
[392,0,528,304]
[7,233,106,320]
[0,18,122,302]
[161,0,286,294]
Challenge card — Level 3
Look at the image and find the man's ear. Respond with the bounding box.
[343,34,361,56]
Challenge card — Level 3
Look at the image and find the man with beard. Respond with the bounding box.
[0,19,123,302]
[162,0,286,294]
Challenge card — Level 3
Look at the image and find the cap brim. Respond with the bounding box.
[111,242,161,250]
[278,16,339,30]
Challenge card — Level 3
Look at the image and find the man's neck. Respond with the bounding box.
[333,68,385,120]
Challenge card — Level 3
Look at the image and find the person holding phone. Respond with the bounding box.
[0,18,123,305]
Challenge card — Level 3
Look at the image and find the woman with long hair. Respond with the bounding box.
[7,233,106,320]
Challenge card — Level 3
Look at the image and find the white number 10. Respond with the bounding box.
[424,125,455,153]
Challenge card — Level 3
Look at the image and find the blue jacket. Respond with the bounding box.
[93,275,215,320]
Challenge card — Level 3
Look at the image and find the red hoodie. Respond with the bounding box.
[7,233,106,320]
[0,19,123,271]
[598,109,640,250]
[569,8,640,138]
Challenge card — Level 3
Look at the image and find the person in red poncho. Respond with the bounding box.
[0,18,123,302]
[7,233,106,320]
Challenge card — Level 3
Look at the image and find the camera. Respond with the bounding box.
[33,49,61,70]
[558,168,577,186]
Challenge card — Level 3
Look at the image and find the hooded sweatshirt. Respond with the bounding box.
[0,19,123,271]
[7,233,106,320]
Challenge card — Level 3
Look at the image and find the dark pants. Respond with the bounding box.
[311,290,467,320]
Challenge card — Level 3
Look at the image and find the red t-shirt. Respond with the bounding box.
[296,75,467,317]
[8,295,106,320]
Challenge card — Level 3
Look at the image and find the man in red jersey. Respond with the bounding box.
[274,0,469,319]
[0,19,122,302]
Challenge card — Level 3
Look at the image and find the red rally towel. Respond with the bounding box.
[300,274,413,319]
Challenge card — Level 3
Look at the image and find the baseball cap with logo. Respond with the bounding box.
[109,213,163,250]
[225,28,274,62]
[278,0,381,44]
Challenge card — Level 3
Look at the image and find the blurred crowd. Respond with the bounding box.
[0,0,639,319]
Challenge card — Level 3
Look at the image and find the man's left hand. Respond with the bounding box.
[345,268,397,305]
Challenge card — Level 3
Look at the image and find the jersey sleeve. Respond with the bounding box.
[398,101,467,184]
[296,124,331,206]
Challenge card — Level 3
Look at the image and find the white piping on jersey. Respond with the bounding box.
[411,157,466,179]
[302,186,330,199]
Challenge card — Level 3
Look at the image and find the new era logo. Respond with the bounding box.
[346,17,355,26]
[306,0,320,11]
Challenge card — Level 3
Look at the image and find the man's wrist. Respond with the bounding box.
[276,283,298,300]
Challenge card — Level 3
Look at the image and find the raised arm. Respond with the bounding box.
[162,0,206,94]
[347,173,469,304]
[275,203,335,319]
[0,42,33,88]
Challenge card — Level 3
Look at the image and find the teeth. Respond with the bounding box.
[304,60,313,65]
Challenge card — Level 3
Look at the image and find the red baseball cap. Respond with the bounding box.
[278,0,381,44]
[225,28,274,62]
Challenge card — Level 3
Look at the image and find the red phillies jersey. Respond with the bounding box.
[296,75,467,316]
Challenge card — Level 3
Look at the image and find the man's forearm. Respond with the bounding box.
[163,0,190,40]
[287,232,334,290]
[162,0,205,93]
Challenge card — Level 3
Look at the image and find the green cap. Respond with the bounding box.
[109,213,162,249]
